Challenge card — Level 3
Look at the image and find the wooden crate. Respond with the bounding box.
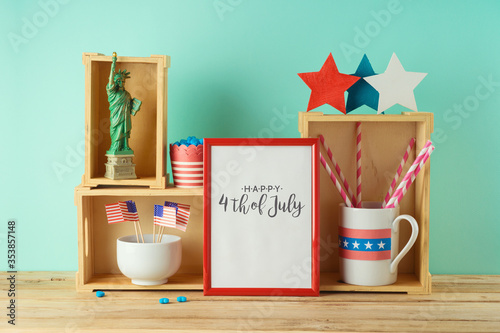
[74,185,203,292]
[81,53,170,188]
[299,111,433,294]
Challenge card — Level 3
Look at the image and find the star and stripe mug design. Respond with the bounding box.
[339,202,419,286]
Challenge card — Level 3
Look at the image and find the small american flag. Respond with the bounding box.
[164,201,178,213]
[124,201,139,221]
[105,201,139,224]
[176,203,190,232]
[154,204,176,228]
[165,201,190,232]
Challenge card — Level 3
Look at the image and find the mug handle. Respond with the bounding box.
[390,215,419,274]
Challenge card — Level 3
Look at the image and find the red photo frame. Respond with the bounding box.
[203,138,320,296]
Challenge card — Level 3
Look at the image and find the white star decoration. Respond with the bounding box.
[341,238,386,250]
[364,53,427,114]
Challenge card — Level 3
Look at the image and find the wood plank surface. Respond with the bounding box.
[1,272,499,332]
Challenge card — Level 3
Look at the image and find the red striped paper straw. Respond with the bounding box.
[318,135,357,206]
[385,146,434,209]
[385,143,434,209]
[319,153,354,208]
[408,146,434,187]
[382,137,416,207]
[382,140,432,207]
[356,122,362,207]
[384,140,432,208]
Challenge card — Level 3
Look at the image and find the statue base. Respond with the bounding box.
[104,154,137,180]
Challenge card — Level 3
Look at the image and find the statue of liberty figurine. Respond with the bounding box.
[104,52,141,179]
[106,52,141,154]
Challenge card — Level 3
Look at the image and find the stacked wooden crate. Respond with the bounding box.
[75,53,204,292]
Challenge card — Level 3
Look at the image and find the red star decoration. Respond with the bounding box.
[298,53,360,114]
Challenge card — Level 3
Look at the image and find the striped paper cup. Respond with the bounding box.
[169,144,203,188]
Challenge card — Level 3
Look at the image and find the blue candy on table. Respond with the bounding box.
[159,297,169,304]
[177,296,187,302]
[96,291,105,298]
[172,136,203,147]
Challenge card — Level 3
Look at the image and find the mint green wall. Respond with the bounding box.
[1,0,499,274]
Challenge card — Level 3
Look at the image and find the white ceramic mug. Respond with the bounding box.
[339,202,419,286]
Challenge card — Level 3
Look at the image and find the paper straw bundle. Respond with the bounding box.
[318,128,434,209]
[319,135,357,207]
[384,141,435,209]
[319,153,354,208]
[318,122,363,208]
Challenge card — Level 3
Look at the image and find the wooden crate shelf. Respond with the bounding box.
[76,272,203,292]
[75,185,203,292]
[299,111,433,295]
[75,107,432,294]
[81,53,170,189]
[320,272,430,294]
[75,271,429,294]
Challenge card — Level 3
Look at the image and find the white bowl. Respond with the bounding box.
[117,234,182,286]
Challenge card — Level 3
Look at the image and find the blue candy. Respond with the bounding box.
[96,291,105,298]
[177,296,187,302]
[173,137,204,147]
[159,297,169,304]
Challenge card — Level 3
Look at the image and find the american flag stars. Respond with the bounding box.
[105,200,191,244]
[338,227,392,260]
[339,236,389,252]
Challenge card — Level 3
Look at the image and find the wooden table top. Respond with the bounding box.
[1,272,499,332]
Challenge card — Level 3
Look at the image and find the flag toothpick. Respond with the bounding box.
[105,200,143,243]
[133,221,139,243]
[153,201,192,242]
[105,200,192,245]
[136,220,145,243]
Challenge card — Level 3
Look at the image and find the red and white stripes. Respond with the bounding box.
[175,203,191,232]
[319,134,357,207]
[171,161,204,188]
[319,153,354,208]
[384,141,434,209]
[382,137,415,207]
[355,122,362,207]
[318,128,434,209]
